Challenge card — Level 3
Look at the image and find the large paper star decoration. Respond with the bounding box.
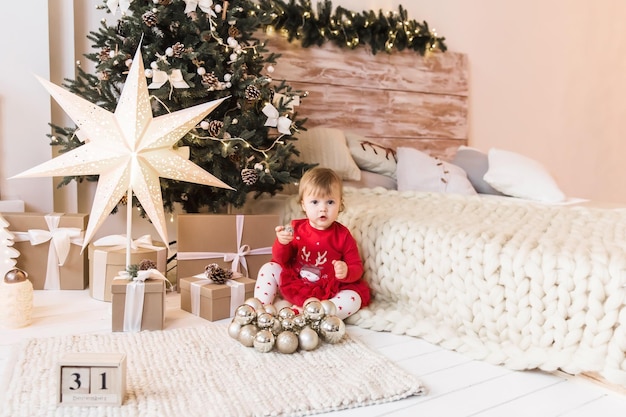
[12,47,233,249]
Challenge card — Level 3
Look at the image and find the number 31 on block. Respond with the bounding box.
[58,352,127,406]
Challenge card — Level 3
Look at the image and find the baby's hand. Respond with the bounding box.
[332,260,348,279]
[275,225,294,245]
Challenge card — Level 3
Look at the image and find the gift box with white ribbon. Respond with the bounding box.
[111,270,168,332]
[88,235,167,302]
[176,214,277,288]
[179,275,255,322]
[3,212,88,290]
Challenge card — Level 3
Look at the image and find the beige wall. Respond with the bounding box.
[339,0,626,203]
[2,1,626,208]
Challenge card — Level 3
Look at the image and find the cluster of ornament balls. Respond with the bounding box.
[228,297,346,354]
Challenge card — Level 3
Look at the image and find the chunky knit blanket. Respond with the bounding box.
[283,187,626,386]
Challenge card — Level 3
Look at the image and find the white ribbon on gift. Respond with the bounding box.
[176,215,272,276]
[91,234,167,301]
[189,273,245,318]
[11,214,84,290]
[114,269,168,332]
[262,103,293,135]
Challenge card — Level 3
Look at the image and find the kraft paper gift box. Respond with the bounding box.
[111,271,166,332]
[179,275,255,322]
[88,235,167,302]
[176,214,278,286]
[3,212,88,290]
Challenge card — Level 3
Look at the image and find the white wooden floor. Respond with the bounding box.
[1,290,625,417]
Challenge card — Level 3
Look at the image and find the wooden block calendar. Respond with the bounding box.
[57,352,127,406]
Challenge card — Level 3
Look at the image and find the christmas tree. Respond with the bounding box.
[49,0,445,214]
[52,0,309,214]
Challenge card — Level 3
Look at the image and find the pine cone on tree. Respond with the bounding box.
[245,85,261,101]
[98,47,111,62]
[202,72,220,90]
[241,168,259,185]
[172,42,185,58]
[228,25,241,38]
[142,11,158,27]
[205,263,233,284]
[208,120,224,137]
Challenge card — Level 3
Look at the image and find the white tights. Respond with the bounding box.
[254,262,362,320]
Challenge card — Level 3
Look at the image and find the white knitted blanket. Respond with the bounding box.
[284,187,626,386]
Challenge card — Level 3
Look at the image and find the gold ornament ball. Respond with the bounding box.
[4,268,28,283]
[257,312,275,329]
[278,306,296,320]
[264,303,278,316]
[276,331,299,354]
[298,326,319,351]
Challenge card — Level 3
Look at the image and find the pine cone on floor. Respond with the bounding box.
[205,263,233,284]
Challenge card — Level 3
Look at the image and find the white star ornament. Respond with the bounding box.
[12,47,233,250]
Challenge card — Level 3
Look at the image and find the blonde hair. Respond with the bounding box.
[298,167,344,211]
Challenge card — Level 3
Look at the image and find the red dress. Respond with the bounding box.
[273,218,371,307]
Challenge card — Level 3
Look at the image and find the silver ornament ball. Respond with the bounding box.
[228,320,242,339]
[320,300,337,316]
[244,297,264,312]
[303,300,325,321]
[276,331,299,354]
[253,329,275,353]
[264,304,278,316]
[298,326,319,351]
[234,304,256,325]
[319,315,346,344]
[238,324,258,347]
[293,314,308,329]
[278,306,296,320]
[257,312,275,329]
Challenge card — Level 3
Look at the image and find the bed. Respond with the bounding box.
[254,34,626,387]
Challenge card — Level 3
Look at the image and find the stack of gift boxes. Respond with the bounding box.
[1,211,277,331]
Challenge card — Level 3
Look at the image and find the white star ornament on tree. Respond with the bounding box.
[12,47,233,250]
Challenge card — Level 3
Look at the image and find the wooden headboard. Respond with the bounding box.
[263,35,469,160]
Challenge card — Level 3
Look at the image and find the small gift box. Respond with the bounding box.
[88,235,167,302]
[3,212,88,290]
[179,275,255,322]
[176,214,278,287]
[111,270,167,332]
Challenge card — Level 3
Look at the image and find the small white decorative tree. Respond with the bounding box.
[0,214,20,279]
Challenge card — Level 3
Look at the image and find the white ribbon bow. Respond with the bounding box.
[12,214,84,290]
[148,69,190,90]
[106,0,132,14]
[262,103,292,135]
[176,215,272,276]
[114,269,169,332]
[183,0,217,16]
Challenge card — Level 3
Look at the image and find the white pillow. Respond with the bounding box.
[483,148,565,203]
[396,147,476,195]
[295,127,361,181]
[345,132,397,178]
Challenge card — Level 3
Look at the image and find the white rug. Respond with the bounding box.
[0,324,425,417]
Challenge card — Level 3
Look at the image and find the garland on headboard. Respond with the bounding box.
[257,0,447,55]
[46,0,445,214]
